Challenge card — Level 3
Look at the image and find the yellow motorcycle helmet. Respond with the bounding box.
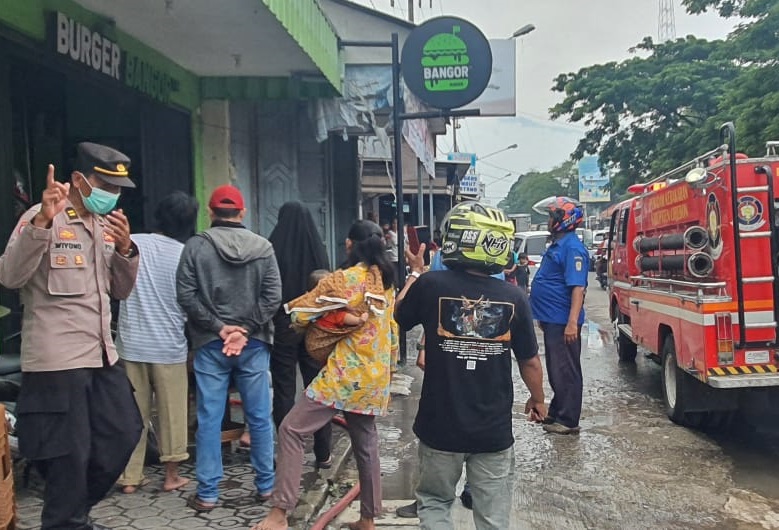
[440,201,514,274]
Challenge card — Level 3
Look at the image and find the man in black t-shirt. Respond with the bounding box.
[395,201,546,530]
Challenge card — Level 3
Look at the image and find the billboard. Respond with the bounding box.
[462,39,517,117]
[578,156,610,203]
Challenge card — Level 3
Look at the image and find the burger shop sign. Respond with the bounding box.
[52,12,179,104]
[401,16,492,110]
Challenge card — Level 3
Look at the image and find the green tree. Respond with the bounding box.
[550,36,740,197]
[498,161,572,223]
[550,0,779,197]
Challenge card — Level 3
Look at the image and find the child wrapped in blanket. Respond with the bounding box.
[301,269,372,362]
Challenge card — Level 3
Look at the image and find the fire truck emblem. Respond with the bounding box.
[737,196,765,232]
[707,193,723,259]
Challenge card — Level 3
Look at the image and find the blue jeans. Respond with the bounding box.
[194,340,274,502]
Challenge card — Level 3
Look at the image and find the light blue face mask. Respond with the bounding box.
[80,177,120,215]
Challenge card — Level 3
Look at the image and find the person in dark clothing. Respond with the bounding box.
[395,201,546,530]
[268,201,333,467]
[515,252,531,292]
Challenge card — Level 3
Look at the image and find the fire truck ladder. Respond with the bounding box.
[722,123,779,349]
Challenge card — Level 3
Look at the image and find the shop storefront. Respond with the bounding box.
[0,2,199,353]
[0,5,200,245]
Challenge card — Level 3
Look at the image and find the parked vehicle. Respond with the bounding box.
[609,123,779,430]
[587,229,609,270]
[513,230,550,284]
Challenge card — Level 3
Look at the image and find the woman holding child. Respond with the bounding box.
[253,219,398,530]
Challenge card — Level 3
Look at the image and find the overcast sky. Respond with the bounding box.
[349,0,737,204]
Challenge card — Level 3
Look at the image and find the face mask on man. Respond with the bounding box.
[79,176,120,215]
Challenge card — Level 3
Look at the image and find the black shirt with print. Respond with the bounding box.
[395,269,538,453]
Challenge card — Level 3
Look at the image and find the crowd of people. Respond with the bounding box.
[0,141,589,530]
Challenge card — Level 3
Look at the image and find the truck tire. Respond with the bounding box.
[616,312,638,362]
[661,335,704,426]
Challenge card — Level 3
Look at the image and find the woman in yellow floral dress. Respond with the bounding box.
[253,220,398,530]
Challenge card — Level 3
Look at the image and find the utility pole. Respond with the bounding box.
[452,118,459,152]
[390,0,434,23]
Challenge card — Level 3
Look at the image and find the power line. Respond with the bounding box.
[437,0,444,15]
[479,159,524,175]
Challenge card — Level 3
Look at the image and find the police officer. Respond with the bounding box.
[0,142,143,529]
[530,196,589,435]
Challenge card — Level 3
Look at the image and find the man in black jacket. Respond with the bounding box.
[177,185,282,511]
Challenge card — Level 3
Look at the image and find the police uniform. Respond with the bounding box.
[0,143,143,530]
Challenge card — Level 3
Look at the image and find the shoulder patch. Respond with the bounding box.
[65,207,78,220]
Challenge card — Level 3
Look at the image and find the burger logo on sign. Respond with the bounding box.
[422,27,470,92]
[402,17,492,110]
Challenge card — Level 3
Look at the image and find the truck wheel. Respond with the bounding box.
[662,335,702,426]
[616,312,637,362]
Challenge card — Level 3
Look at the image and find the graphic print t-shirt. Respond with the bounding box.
[395,270,538,453]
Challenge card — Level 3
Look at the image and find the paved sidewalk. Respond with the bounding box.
[14,432,352,530]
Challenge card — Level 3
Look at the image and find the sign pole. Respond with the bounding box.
[391,32,409,365]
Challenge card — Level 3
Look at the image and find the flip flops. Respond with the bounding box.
[187,494,218,512]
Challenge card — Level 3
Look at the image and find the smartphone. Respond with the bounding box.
[406,224,421,255]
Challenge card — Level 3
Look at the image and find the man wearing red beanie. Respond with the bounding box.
[176,185,282,510]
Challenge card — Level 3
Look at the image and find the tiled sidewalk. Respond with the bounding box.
[14,435,351,530]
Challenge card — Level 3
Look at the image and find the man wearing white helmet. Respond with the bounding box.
[395,201,547,530]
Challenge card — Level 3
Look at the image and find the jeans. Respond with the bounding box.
[416,441,514,530]
[194,340,274,502]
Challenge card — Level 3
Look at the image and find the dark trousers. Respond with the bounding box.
[16,363,143,530]
[540,322,583,428]
[271,316,332,462]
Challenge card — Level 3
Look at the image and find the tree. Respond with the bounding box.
[498,161,572,223]
[549,0,779,198]
[550,36,740,197]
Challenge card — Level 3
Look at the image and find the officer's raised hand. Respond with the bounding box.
[105,209,133,255]
[33,165,70,228]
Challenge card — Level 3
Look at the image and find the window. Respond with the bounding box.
[526,236,548,256]
[619,208,630,245]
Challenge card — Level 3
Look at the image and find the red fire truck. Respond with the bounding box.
[609,123,779,429]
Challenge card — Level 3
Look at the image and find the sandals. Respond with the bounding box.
[255,492,273,503]
[316,456,333,470]
[187,494,218,512]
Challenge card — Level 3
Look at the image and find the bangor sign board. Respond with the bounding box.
[401,17,492,110]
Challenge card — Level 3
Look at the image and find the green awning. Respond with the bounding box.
[261,0,341,93]
[200,76,339,101]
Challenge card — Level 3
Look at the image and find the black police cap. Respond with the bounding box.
[76,142,135,188]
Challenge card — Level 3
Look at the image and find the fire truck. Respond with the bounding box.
[609,123,779,429]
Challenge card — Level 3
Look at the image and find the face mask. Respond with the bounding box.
[80,177,119,215]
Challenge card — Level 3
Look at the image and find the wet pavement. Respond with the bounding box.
[11,272,779,529]
[333,273,779,529]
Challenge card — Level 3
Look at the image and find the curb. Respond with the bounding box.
[294,431,353,527]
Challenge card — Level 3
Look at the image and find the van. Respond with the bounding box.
[513,230,550,283]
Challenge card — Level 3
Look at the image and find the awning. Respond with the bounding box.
[72,0,341,95]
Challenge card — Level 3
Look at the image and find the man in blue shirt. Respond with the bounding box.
[530,197,589,435]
